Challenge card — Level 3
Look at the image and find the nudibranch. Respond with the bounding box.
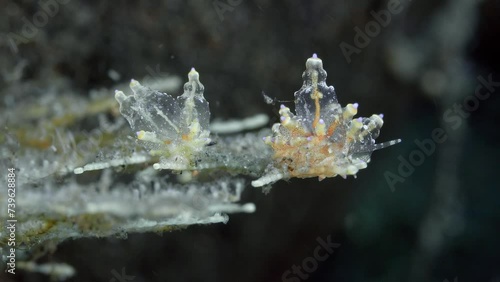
[115,68,211,170]
[251,54,401,187]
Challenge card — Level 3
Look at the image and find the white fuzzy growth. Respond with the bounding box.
[251,169,286,187]
[74,154,150,174]
[18,262,76,280]
[210,114,269,134]
[153,161,190,170]
[2,176,254,253]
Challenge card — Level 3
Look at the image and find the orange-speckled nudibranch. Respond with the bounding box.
[252,54,401,187]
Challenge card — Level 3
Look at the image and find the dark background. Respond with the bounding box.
[1,0,499,281]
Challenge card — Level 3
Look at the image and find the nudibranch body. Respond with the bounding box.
[251,54,401,187]
[115,68,211,170]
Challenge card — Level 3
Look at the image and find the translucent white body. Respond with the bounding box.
[115,69,211,170]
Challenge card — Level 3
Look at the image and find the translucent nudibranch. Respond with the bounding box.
[251,54,401,187]
[115,68,211,170]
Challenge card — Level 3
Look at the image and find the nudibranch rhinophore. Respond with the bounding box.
[251,54,401,187]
